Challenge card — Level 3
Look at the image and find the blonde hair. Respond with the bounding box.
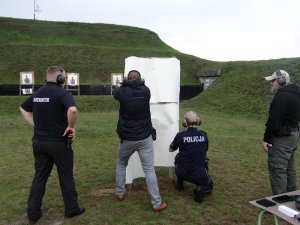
[183,111,201,126]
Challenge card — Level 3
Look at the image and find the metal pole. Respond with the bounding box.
[34,0,36,20]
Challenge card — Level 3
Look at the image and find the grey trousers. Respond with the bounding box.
[268,131,299,195]
[115,135,162,208]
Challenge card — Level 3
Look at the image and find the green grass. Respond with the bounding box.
[1,96,299,224]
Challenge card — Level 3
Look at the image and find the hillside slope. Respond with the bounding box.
[0,17,219,85]
[1,17,300,116]
[189,58,300,115]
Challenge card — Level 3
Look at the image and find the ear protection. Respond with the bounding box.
[56,66,65,84]
[182,119,188,127]
[56,74,65,84]
[182,111,201,127]
[275,70,286,86]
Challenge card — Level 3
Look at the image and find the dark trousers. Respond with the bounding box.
[27,139,79,220]
[175,164,213,193]
[268,131,299,195]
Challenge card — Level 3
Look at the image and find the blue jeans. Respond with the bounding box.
[115,135,162,208]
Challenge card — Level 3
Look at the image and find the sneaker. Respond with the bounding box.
[115,194,125,201]
[65,207,85,219]
[153,202,168,212]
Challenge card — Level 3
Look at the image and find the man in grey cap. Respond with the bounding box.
[262,70,300,194]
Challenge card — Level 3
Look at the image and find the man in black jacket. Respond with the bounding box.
[113,70,167,212]
[262,70,300,194]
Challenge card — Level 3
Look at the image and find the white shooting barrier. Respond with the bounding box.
[124,56,180,183]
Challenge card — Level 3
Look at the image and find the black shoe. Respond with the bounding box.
[28,212,42,225]
[65,207,86,219]
[175,183,184,191]
[193,187,204,203]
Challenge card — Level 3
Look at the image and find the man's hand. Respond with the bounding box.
[19,106,34,126]
[262,141,270,152]
[63,127,76,141]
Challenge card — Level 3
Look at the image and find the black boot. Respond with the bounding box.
[65,207,86,219]
[175,181,184,191]
[193,186,204,203]
[28,212,42,225]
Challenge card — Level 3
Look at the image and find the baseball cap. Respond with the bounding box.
[265,70,290,81]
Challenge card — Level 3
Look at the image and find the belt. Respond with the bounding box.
[291,127,299,132]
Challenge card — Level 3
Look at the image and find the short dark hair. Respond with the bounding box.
[127,70,141,81]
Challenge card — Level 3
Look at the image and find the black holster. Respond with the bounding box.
[151,127,157,141]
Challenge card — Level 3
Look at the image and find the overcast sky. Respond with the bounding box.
[1,0,300,61]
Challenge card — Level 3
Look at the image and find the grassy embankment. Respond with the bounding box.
[1,17,300,115]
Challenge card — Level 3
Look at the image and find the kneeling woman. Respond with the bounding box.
[169,111,214,202]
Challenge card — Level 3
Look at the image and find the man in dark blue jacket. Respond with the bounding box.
[113,70,167,212]
[263,70,300,194]
[169,111,213,203]
[19,66,85,224]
